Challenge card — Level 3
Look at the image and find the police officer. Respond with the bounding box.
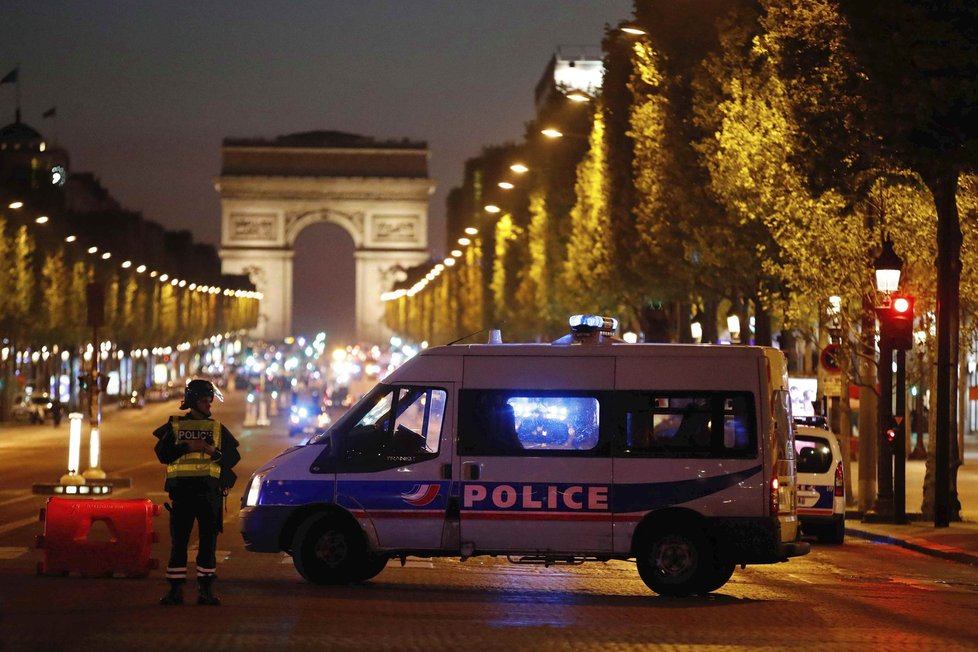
[154,378,240,606]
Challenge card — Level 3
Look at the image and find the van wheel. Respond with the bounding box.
[697,556,735,594]
[352,554,389,582]
[636,528,709,596]
[292,515,367,585]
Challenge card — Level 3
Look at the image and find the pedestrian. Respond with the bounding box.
[153,378,240,606]
[51,400,63,427]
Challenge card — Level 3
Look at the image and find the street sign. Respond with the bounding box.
[820,344,841,373]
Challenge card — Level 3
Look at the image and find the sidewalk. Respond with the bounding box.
[842,433,978,567]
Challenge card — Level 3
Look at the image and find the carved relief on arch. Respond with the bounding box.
[285,209,364,247]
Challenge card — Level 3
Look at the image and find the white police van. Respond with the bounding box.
[241,316,809,596]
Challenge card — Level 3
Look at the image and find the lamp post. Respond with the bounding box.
[869,237,902,522]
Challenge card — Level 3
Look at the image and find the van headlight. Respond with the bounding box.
[245,471,268,507]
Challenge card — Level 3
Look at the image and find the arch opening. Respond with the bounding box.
[292,222,356,346]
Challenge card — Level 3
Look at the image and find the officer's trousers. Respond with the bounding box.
[164,485,222,580]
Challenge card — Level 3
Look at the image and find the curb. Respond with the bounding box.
[845,527,978,567]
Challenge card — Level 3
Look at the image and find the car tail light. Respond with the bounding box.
[834,461,844,497]
[770,476,779,515]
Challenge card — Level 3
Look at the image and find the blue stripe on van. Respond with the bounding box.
[262,466,760,514]
[337,480,451,511]
[611,465,763,513]
[261,479,335,505]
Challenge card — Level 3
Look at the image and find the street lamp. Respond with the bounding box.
[870,237,907,523]
[874,237,903,297]
[540,128,589,140]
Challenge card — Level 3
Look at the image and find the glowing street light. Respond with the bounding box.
[510,163,529,174]
[484,204,501,214]
[497,181,515,189]
[874,237,903,296]
[541,128,564,138]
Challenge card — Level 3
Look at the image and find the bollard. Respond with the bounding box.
[257,397,270,426]
[82,425,107,480]
[60,413,86,486]
[243,392,258,426]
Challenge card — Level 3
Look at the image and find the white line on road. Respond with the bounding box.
[0,491,38,508]
[0,546,29,559]
[0,515,42,536]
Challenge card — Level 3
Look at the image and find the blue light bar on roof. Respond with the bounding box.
[569,314,619,333]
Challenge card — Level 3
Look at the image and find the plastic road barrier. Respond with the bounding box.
[36,497,161,577]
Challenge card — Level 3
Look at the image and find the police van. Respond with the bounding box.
[241,316,809,596]
[793,416,845,544]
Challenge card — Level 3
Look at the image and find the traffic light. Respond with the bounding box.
[78,374,90,392]
[879,294,915,350]
[886,424,898,447]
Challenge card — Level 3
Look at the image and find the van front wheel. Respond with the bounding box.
[636,528,709,597]
[292,515,367,585]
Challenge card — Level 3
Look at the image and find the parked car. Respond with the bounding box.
[12,394,54,424]
[794,418,846,544]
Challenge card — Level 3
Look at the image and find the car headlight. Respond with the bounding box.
[245,471,268,507]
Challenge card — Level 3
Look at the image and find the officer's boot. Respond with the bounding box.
[196,575,221,606]
[159,579,184,606]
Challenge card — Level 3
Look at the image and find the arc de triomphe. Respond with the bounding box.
[216,131,433,343]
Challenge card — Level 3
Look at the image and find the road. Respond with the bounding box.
[1,388,977,651]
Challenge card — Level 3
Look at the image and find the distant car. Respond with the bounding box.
[144,386,171,403]
[794,420,845,544]
[288,402,332,437]
[12,394,53,424]
[119,390,146,409]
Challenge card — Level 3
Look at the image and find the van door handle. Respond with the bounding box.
[462,462,480,480]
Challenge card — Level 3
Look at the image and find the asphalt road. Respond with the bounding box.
[1,389,977,651]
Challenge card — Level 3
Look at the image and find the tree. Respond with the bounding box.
[769,0,978,524]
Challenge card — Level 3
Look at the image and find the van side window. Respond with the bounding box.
[618,391,756,458]
[459,390,601,454]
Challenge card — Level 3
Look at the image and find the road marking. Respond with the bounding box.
[0,515,42,536]
[403,559,434,569]
[0,546,29,559]
[114,461,157,475]
[0,491,37,507]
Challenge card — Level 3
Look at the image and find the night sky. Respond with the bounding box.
[1,1,634,343]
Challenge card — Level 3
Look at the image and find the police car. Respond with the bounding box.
[793,416,845,544]
[241,315,809,596]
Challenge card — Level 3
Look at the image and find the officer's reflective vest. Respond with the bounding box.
[166,417,222,481]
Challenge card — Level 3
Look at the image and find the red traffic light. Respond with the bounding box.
[886,427,897,444]
[892,296,912,313]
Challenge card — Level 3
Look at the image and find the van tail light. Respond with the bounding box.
[834,461,844,497]
[770,476,780,515]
